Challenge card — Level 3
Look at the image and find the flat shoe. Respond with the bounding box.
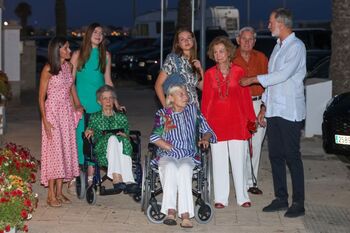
[56,194,72,204]
[214,203,225,209]
[163,215,177,226]
[47,198,62,207]
[241,202,251,208]
[248,187,263,195]
[180,219,193,228]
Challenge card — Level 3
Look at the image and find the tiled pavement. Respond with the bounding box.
[3,86,350,233]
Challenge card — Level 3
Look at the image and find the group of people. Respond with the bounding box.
[39,7,306,228]
[39,23,135,208]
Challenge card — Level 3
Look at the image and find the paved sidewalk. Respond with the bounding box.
[3,86,350,233]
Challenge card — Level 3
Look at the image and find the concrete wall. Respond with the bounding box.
[21,40,36,91]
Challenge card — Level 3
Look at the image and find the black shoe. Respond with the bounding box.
[262,199,288,212]
[125,183,139,194]
[248,187,263,195]
[113,182,126,193]
[284,202,305,218]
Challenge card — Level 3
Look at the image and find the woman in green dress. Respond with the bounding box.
[71,23,123,183]
[84,85,137,192]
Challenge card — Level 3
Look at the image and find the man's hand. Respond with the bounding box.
[257,106,267,127]
[239,76,258,87]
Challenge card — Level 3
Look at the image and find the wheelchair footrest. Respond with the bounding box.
[99,186,122,196]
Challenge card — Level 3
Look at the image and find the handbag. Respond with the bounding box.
[162,54,185,93]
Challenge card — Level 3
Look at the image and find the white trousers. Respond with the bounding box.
[211,140,250,206]
[106,136,135,183]
[245,99,266,187]
[158,157,195,218]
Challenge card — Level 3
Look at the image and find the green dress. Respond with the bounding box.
[76,47,105,164]
[87,111,133,167]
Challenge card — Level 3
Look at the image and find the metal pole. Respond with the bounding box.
[200,0,206,69]
[247,0,250,26]
[160,0,164,68]
[191,0,195,32]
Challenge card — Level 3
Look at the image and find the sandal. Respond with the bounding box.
[163,214,177,226]
[56,194,72,204]
[180,218,193,228]
[47,198,62,207]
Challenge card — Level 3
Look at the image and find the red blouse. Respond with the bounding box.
[201,63,256,141]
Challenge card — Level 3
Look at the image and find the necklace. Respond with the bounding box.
[214,65,230,99]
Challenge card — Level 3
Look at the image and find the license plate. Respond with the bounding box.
[335,134,350,145]
[138,62,145,67]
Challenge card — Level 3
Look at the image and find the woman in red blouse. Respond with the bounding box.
[201,36,256,208]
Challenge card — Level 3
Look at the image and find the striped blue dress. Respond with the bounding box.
[150,104,217,165]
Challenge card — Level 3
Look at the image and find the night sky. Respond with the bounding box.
[3,0,332,29]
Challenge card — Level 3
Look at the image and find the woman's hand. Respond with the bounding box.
[192,59,203,72]
[116,132,128,138]
[85,129,94,139]
[198,138,210,149]
[75,105,84,113]
[43,120,54,139]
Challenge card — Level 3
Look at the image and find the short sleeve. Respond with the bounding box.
[161,53,177,76]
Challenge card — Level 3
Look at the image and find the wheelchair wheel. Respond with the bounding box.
[86,185,97,205]
[76,170,86,200]
[141,154,151,212]
[146,202,166,224]
[194,202,213,224]
[202,153,212,203]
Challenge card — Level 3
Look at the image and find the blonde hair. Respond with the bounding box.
[165,84,186,108]
[207,36,236,62]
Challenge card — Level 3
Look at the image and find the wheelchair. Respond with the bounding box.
[141,143,213,224]
[75,112,143,205]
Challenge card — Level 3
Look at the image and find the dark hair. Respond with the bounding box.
[272,8,293,29]
[78,22,106,72]
[172,27,198,61]
[207,36,236,62]
[48,36,68,75]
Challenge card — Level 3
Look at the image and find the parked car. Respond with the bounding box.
[132,28,229,85]
[322,92,350,159]
[305,56,330,79]
[108,37,156,79]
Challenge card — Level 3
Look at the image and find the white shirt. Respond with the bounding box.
[257,32,306,122]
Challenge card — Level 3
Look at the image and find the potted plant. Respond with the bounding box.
[0,71,11,102]
[0,143,38,233]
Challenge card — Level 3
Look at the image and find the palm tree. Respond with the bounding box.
[55,0,67,36]
[177,0,191,29]
[14,2,32,38]
[330,0,350,95]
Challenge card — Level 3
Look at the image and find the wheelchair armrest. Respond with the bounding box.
[130,130,141,137]
[148,143,157,152]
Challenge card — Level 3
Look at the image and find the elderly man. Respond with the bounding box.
[240,8,306,218]
[233,27,268,195]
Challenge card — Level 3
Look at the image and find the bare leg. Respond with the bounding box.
[180,212,193,228]
[56,178,71,204]
[112,173,123,184]
[47,179,61,207]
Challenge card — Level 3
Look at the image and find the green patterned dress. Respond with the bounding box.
[76,48,105,164]
[87,111,132,167]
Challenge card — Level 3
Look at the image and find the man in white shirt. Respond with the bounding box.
[240,8,306,218]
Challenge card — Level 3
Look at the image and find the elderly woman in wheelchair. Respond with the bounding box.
[149,84,216,228]
[84,85,138,194]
